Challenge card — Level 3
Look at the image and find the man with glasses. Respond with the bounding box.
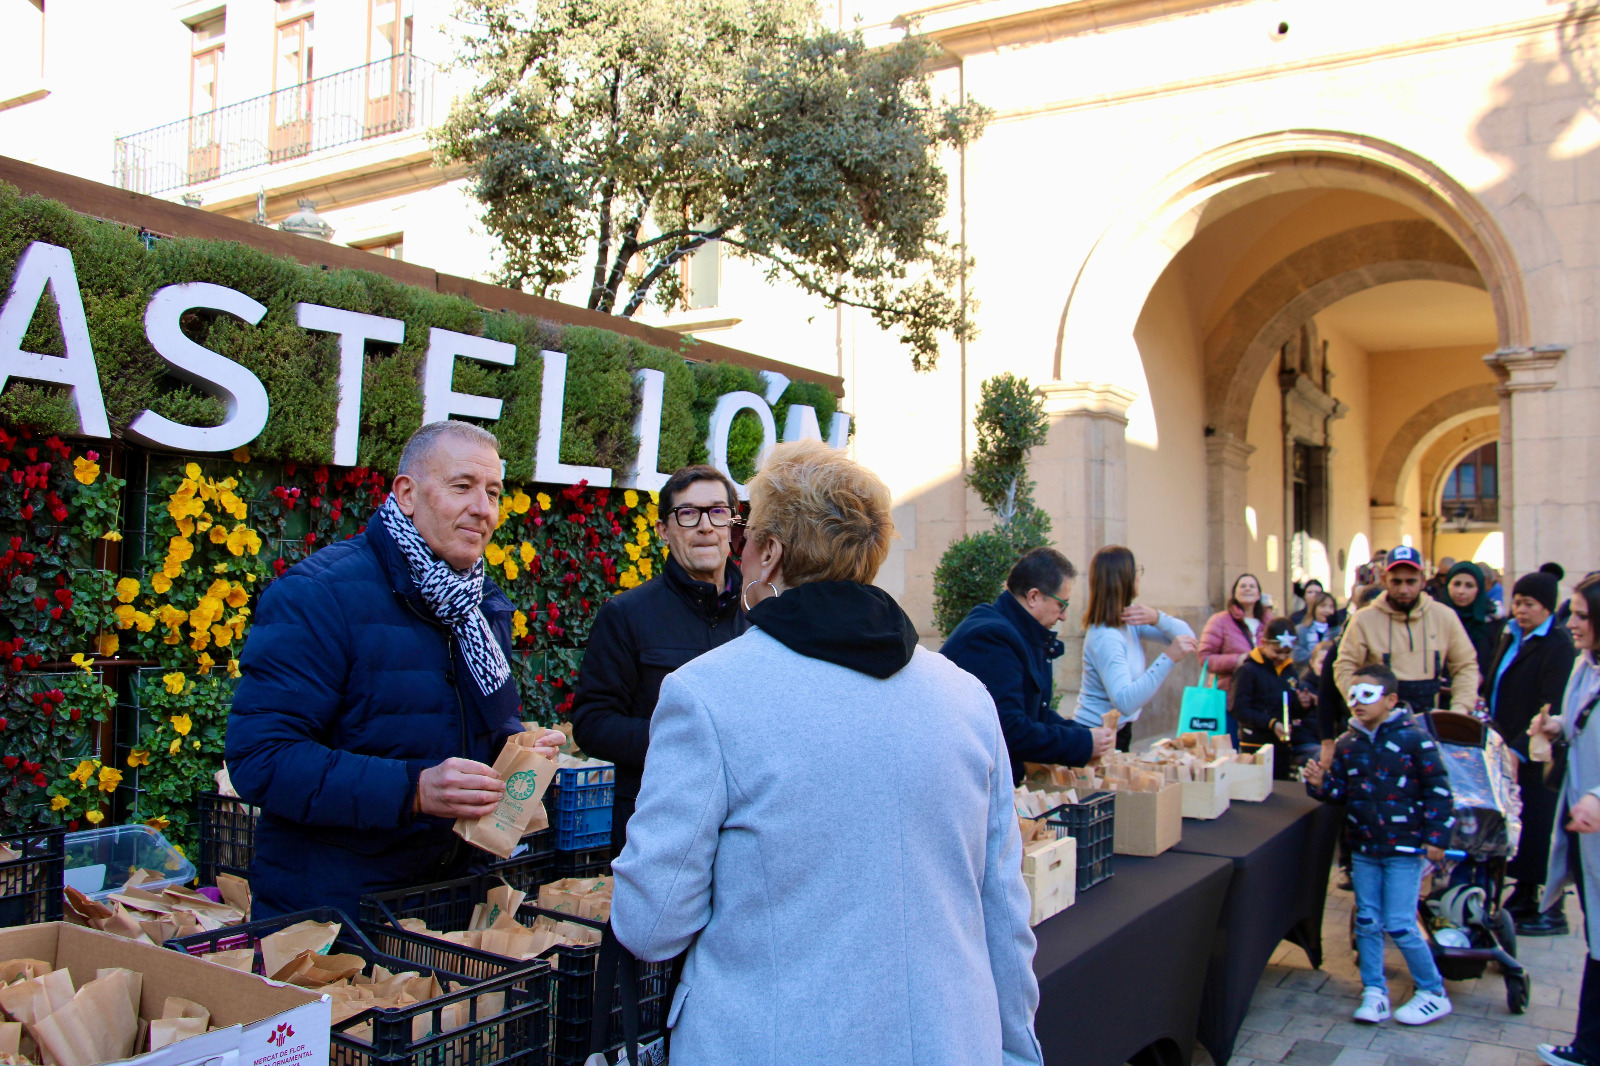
[571,465,748,853]
[940,547,1113,786]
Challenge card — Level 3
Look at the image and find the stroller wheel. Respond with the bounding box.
[1506,970,1531,1014]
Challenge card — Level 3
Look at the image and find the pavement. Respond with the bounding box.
[1199,873,1586,1066]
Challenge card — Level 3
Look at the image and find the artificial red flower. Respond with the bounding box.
[31,596,46,612]
[1,756,16,769]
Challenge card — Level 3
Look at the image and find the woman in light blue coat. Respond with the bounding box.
[611,440,1042,1066]
[1074,545,1197,749]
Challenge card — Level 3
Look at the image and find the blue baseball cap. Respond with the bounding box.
[1385,545,1424,571]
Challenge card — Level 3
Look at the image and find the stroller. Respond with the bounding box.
[1416,710,1531,1013]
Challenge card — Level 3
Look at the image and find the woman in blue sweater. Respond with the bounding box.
[1073,545,1197,750]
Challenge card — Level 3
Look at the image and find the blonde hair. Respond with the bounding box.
[745,440,894,586]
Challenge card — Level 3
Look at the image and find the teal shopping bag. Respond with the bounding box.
[1177,663,1230,736]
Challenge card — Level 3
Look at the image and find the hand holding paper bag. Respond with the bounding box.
[452,730,559,859]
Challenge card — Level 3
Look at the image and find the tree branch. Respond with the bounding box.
[621,226,727,317]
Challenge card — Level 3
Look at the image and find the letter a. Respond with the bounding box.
[0,242,111,437]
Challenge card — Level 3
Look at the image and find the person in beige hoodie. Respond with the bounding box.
[1335,545,1480,714]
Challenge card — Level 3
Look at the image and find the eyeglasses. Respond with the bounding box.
[670,505,736,527]
[1045,591,1070,613]
[1135,565,1146,577]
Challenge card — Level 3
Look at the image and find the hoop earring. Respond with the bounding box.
[741,581,779,612]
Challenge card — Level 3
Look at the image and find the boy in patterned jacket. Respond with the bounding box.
[1305,663,1456,1027]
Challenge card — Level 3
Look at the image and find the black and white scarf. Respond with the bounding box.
[379,494,511,697]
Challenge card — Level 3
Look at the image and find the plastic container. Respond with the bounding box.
[63,824,195,900]
[545,925,669,1066]
[551,763,615,852]
[167,907,550,1066]
[1043,791,1116,892]
[554,846,611,880]
[198,790,555,888]
[0,826,65,927]
[360,874,562,980]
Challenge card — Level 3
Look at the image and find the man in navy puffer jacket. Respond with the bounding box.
[226,421,563,920]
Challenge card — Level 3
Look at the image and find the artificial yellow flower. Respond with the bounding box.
[157,605,188,629]
[167,535,194,564]
[190,632,210,653]
[127,749,150,768]
[498,497,512,527]
[210,624,233,647]
[171,713,192,736]
[512,610,528,639]
[619,568,640,590]
[227,659,241,679]
[512,490,532,514]
[68,760,94,786]
[503,558,518,581]
[97,632,118,656]
[145,815,170,831]
[520,542,535,565]
[208,525,228,544]
[151,572,172,594]
[85,809,104,825]
[113,604,136,629]
[185,462,201,480]
[646,503,658,524]
[225,525,262,556]
[115,577,141,603]
[232,447,251,464]
[536,493,551,511]
[132,611,154,633]
[195,652,214,675]
[634,515,649,532]
[70,652,93,674]
[225,583,248,608]
[636,530,650,548]
[168,737,182,755]
[50,795,68,811]
[161,560,182,580]
[624,489,639,509]
[648,491,659,503]
[164,631,181,645]
[100,530,123,542]
[625,543,641,561]
[638,558,653,580]
[162,672,185,695]
[484,544,506,566]
[73,455,99,484]
[97,766,121,792]
[213,562,230,574]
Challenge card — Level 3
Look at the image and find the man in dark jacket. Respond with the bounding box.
[940,548,1113,786]
[1488,570,1578,934]
[571,465,748,852]
[226,421,564,919]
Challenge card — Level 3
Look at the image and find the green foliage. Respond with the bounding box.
[931,373,1053,636]
[931,530,1019,639]
[437,0,988,370]
[0,182,843,481]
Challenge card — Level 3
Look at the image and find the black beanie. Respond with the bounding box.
[1513,572,1559,614]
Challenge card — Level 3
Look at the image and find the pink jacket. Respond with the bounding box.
[1199,603,1273,692]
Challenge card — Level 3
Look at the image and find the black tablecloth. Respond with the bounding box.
[1033,852,1233,1066]
[1171,782,1342,1064]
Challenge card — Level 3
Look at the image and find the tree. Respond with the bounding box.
[931,373,1051,636]
[435,0,987,370]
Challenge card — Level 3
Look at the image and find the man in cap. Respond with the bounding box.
[1335,545,1480,716]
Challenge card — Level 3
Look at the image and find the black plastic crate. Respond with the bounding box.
[1044,790,1116,892]
[0,826,64,927]
[554,846,610,880]
[167,907,550,1066]
[540,916,667,1066]
[199,789,555,889]
[197,791,257,884]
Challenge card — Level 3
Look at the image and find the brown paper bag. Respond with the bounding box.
[94,969,143,1019]
[62,887,112,926]
[454,741,558,859]
[0,959,50,984]
[260,919,341,980]
[216,873,252,921]
[76,971,139,1061]
[0,1022,20,1055]
[203,947,256,972]
[148,1017,207,1051]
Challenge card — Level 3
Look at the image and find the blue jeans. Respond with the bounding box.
[1351,852,1445,995]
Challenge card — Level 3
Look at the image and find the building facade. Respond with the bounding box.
[2,0,1595,732]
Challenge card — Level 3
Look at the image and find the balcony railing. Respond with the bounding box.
[114,54,438,197]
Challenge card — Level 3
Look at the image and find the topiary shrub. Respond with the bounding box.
[931,529,1019,638]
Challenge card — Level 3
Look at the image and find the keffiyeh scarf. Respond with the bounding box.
[379,494,511,697]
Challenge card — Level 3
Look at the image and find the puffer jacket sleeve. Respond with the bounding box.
[948,626,1093,768]
[978,696,1045,1066]
[225,573,417,830]
[1229,661,1273,734]
[611,672,727,963]
[1414,733,1456,851]
[1309,743,1348,805]
[1199,612,1246,677]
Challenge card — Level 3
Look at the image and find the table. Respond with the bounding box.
[1172,782,1342,1064]
[1032,852,1233,1066]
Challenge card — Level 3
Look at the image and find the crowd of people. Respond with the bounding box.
[219,419,1600,1066]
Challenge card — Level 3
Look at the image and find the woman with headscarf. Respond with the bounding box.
[611,440,1043,1066]
[1441,560,1504,692]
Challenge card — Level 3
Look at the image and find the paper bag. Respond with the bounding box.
[216,873,252,920]
[148,1017,207,1051]
[454,739,559,859]
[260,919,341,981]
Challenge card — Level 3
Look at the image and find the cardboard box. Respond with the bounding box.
[1181,758,1232,820]
[1022,835,1075,926]
[1113,782,1182,856]
[0,922,329,1066]
[1230,745,1275,802]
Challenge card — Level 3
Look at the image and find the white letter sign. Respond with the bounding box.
[296,304,405,466]
[707,391,776,500]
[126,283,269,452]
[0,242,111,438]
[422,328,515,424]
[534,350,612,488]
[620,367,669,493]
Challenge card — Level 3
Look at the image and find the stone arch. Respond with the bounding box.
[1425,424,1501,519]
[1203,220,1483,438]
[1054,130,1532,393]
[1372,384,1501,509]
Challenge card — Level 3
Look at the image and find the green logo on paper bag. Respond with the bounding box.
[506,771,539,801]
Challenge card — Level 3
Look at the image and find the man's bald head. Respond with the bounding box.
[398,420,500,478]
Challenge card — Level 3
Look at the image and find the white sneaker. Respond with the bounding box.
[1354,987,1391,1024]
[1394,990,1452,1026]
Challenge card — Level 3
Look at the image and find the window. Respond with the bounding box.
[270,2,314,161]
[0,0,46,105]
[365,0,413,135]
[680,240,721,310]
[1441,442,1498,524]
[186,13,225,184]
[354,234,403,261]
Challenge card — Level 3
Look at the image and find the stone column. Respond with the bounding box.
[1205,435,1254,608]
[1484,346,1566,580]
[1369,505,1408,556]
[1033,380,1136,698]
